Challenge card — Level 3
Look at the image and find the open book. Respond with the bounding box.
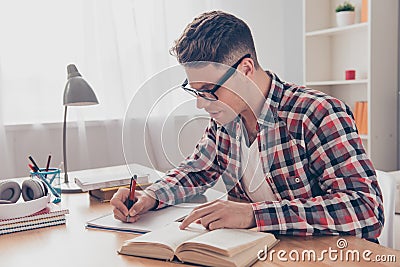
[118,222,278,267]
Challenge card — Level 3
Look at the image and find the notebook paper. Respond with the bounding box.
[86,203,198,233]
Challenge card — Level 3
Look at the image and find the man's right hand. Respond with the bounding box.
[110,188,157,223]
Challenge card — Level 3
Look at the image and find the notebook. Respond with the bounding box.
[86,188,227,233]
[86,203,198,233]
[0,217,66,235]
[0,203,69,235]
[0,203,69,225]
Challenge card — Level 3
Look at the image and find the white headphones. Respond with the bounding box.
[0,179,48,204]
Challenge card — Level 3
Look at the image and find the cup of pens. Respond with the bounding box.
[30,168,62,203]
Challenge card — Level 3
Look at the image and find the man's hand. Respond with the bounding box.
[110,188,157,223]
[179,199,256,230]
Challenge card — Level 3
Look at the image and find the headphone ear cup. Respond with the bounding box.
[21,179,48,201]
[0,180,21,203]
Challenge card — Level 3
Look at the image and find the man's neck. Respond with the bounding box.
[241,69,272,142]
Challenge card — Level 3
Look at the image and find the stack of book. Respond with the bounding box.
[0,203,69,235]
[72,165,154,202]
[89,183,152,203]
[354,101,368,135]
[74,167,152,192]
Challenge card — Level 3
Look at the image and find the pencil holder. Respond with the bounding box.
[30,168,61,203]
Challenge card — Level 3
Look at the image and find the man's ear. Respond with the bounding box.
[240,58,255,77]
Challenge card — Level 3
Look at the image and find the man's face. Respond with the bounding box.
[185,63,250,125]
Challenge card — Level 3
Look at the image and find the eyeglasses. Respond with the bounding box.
[181,54,251,101]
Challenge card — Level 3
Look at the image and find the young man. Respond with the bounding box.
[111,11,383,240]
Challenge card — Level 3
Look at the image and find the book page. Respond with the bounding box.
[179,228,275,257]
[125,222,207,251]
[177,238,279,267]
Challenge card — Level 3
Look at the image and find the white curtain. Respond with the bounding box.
[0,0,301,178]
[0,0,214,178]
[0,63,14,178]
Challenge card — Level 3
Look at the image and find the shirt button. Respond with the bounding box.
[236,135,240,140]
[295,178,300,183]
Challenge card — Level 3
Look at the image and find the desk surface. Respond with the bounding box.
[1,187,399,266]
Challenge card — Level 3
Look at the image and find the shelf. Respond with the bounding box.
[303,0,399,171]
[306,22,368,37]
[306,79,368,86]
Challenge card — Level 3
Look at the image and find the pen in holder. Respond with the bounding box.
[30,168,61,203]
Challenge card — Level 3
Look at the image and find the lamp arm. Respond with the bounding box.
[63,106,69,183]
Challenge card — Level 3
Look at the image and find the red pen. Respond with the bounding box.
[28,156,40,171]
[125,175,137,222]
[28,164,39,173]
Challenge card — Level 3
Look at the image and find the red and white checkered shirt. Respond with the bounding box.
[146,71,383,240]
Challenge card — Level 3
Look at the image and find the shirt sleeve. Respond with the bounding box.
[145,119,221,209]
[251,98,384,239]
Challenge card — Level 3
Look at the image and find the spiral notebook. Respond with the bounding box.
[0,203,69,235]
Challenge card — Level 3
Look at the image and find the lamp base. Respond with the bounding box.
[60,180,84,193]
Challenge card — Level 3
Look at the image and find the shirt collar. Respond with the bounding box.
[257,71,285,127]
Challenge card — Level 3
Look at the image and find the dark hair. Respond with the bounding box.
[170,11,260,69]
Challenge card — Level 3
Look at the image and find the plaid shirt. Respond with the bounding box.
[146,71,384,239]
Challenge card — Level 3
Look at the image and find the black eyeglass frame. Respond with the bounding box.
[181,54,251,101]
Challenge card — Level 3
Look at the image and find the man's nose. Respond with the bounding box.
[196,96,211,109]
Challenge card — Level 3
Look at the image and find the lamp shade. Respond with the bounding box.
[63,64,99,106]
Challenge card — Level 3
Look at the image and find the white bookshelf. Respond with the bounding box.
[305,22,368,37]
[303,0,398,171]
[306,79,368,86]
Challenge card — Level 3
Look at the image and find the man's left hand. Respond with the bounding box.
[179,199,256,230]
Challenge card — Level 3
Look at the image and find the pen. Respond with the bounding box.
[45,154,52,178]
[125,175,137,222]
[28,156,41,172]
[28,164,39,173]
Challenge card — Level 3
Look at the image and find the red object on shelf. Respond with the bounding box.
[345,70,356,80]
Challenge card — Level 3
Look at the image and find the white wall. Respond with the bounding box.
[206,0,303,83]
[0,0,304,179]
[398,2,400,170]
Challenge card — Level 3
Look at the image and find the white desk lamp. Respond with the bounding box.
[62,64,99,193]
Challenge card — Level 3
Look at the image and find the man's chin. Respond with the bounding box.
[212,116,231,126]
[208,111,237,125]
